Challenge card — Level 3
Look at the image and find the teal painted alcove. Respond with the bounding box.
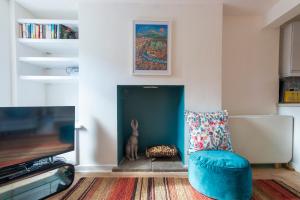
[117,85,185,164]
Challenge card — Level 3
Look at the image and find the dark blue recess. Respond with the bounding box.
[117,85,185,164]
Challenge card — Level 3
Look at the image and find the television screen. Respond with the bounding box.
[0,106,75,169]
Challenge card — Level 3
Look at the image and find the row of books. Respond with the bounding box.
[19,23,78,39]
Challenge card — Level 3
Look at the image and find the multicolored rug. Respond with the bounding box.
[59,178,300,200]
[253,179,300,200]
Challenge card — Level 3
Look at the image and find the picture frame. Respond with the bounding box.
[133,20,171,75]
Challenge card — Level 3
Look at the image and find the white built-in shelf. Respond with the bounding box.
[18,39,78,54]
[20,75,78,83]
[75,122,85,130]
[19,57,78,68]
[17,19,78,31]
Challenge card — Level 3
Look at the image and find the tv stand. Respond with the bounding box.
[0,159,74,200]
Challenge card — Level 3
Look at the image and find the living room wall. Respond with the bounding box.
[78,0,223,169]
[222,16,279,115]
[0,0,11,106]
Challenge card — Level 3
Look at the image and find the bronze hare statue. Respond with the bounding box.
[126,119,139,160]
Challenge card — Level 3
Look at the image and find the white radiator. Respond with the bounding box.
[229,115,293,164]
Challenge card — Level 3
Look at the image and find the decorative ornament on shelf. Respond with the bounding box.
[66,66,79,75]
[126,119,139,161]
[61,25,78,39]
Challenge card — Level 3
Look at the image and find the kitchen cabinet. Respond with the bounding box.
[280,22,300,77]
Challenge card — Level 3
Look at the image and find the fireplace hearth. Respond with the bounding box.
[112,155,187,172]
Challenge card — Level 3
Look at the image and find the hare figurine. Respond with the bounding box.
[126,119,139,160]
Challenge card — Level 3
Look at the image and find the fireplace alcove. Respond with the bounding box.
[117,85,185,168]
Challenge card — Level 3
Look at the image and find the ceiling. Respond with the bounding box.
[16,0,79,19]
[16,0,280,18]
[223,0,279,16]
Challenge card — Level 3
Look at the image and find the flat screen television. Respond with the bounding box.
[0,106,75,169]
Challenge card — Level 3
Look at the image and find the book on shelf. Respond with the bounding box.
[19,23,78,39]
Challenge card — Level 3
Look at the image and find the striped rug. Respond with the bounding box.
[59,178,300,200]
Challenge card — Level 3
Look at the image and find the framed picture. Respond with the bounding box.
[133,20,171,75]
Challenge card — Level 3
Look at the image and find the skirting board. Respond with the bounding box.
[75,165,117,172]
[291,162,300,172]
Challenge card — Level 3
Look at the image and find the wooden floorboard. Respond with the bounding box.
[48,167,300,199]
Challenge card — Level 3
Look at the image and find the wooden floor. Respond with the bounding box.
[49,167,300,199]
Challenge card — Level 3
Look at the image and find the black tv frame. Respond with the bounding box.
[0,160,75,200]
[0,106,75,171]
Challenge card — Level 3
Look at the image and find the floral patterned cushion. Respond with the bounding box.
[185,110,233,153]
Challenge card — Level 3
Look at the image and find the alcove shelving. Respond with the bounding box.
[19,57,78,68]
[18,56,79,82]
[20,75,79,83]
[18,38,78,54]
[11,2,79,109]
[16,18,79,84]
[10,1,80,165]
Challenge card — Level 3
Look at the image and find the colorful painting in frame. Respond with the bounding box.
[133,21,171,75]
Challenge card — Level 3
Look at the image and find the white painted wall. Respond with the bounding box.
[222,16,279,115]
[78,1,223,168]
[0,0,11,106]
